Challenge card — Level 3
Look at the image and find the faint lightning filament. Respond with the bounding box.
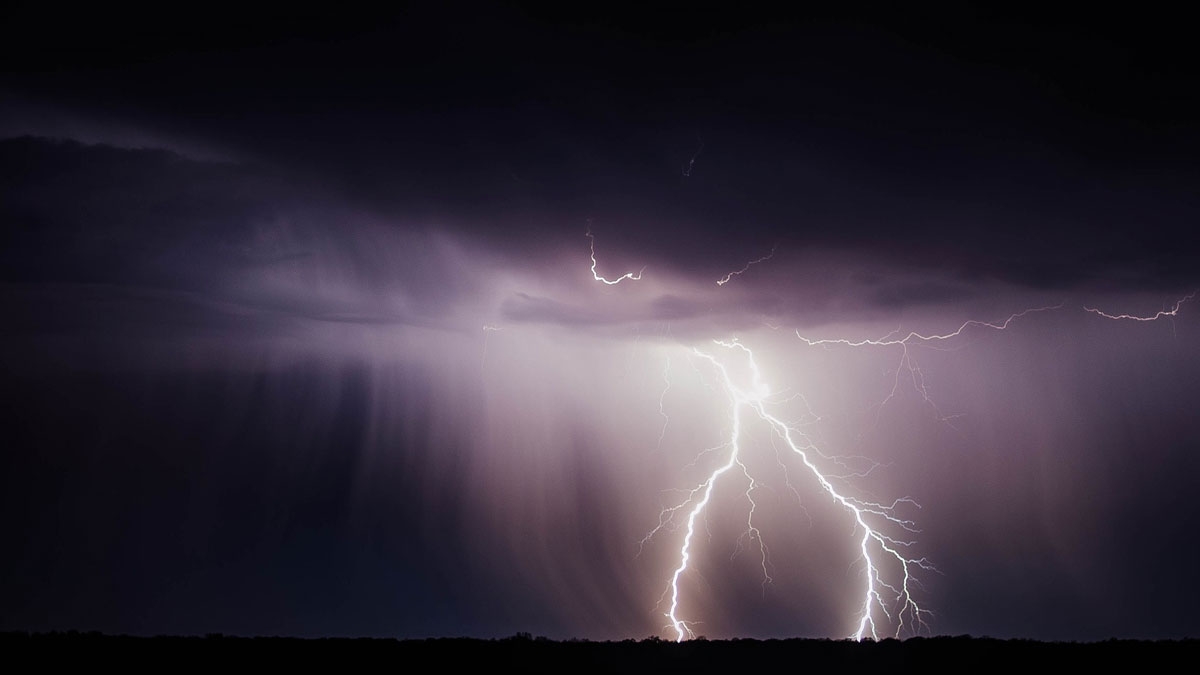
[656,357,672,451]
[682,138,704,178]
[1084,290,1197,321]
[717,244,778,286]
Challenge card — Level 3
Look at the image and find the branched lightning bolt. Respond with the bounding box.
[717,244,779,286]
[587,228,645,284]
[656,339,934,642]
[644,292,1195,641]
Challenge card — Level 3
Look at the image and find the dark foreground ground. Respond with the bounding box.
[4,631,1196,672]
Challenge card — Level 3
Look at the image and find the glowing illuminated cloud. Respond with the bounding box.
[590,230,1197,641]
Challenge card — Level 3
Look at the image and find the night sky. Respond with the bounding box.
[2,4,1199,641]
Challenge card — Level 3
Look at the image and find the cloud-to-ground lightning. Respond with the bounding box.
[642,291,1197,642]
[650,339,934,642]
[716,244,778,286]
[586,211,1199,643]
[587,228,645,284]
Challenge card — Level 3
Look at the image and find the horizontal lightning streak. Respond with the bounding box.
[1084,290,1197,321]
[793,305,1062,433]
[795,304,1064,348]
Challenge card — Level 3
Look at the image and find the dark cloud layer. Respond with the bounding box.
[4,5,1198,291]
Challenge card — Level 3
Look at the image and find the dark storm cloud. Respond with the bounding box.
[0,137,491,346]
[2,132,1188,347]
[0,136,1003,342]
[0,137,275,285]
[866,280,978,309]
[4,5,1198,293]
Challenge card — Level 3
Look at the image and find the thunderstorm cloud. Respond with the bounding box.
[2,5,1199,641]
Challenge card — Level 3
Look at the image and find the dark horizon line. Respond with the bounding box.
[5,630,1196,645]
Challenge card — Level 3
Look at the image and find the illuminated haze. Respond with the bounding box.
[2,6,1198,641]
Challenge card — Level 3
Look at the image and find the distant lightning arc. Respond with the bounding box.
[794,304,1064,350]
[717,244,779,286]
[793,304,1066,426]
[587,228,645,284]
[1084,290,1197,321]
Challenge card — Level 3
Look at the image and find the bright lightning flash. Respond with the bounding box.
[587,228,645,284]
[585,225,1197,643]
[651,339,934,642]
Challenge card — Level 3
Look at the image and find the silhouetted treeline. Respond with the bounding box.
[2,631,1195,672]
